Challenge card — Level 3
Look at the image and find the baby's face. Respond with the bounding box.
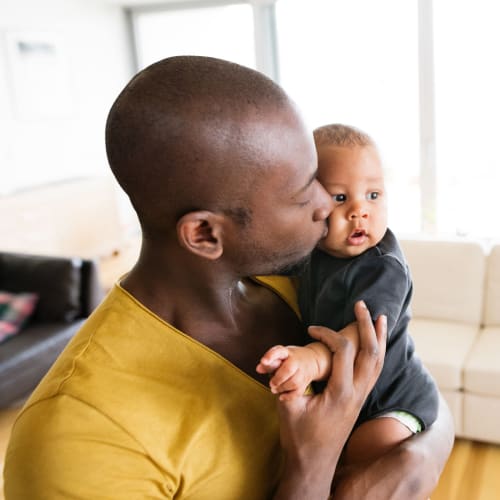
[316,144,388,258]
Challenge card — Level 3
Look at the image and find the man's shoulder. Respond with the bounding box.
[253,275,299,317]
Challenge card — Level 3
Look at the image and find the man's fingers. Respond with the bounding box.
[374,314,388,344]
[353,301,385,358]
[276,390,311,419]
[353,301,387,388]
[308,325,356,394]
[308,304,387,406]
[308,324,339,344]
[278,388,303,401]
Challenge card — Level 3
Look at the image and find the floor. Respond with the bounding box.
[1,405,500,499]
[432,438,500,500]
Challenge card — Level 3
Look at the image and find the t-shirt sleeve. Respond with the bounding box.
[342,254,411,337]
[4,396,175,499]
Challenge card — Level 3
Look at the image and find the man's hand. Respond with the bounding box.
[273,301,387,500]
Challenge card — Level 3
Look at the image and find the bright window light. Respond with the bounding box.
[131,0,500,241]
[134,4,255,71]
[434,0,500,240]
[275,0,420,236]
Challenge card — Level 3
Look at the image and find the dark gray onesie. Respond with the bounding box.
[299,229,438,430]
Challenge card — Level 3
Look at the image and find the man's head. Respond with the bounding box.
[106,56,332,276]
[313,124,388,259]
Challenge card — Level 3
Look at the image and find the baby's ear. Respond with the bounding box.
[176,211,224,260]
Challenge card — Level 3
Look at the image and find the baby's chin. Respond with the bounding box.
[318,241,370,259]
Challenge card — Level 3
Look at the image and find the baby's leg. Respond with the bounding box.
[342,415,414,466]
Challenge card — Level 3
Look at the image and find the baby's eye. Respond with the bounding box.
[333,194,346,202]
[367,192,379,200]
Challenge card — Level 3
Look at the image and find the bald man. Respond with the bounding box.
[4,56,453,499]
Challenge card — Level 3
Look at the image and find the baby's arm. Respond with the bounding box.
[256,342,331,401]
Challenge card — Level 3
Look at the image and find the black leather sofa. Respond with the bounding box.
[0,252,103,407]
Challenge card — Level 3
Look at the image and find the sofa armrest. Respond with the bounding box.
[81,259,104,317]
[0,252,103,322]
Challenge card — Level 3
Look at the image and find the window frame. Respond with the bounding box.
[128,0,439,235]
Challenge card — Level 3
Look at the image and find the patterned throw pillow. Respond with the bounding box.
[0,291,39,343]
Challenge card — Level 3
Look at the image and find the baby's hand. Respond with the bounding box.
[256,345,290,375]
[256,345,320,401]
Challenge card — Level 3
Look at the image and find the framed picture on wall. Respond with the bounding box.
[5,31,74,120]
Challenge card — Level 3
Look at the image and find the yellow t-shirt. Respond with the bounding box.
[4,276,298,499]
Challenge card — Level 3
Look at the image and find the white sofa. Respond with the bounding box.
[400,238,500,444]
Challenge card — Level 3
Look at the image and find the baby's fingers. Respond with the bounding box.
[270,363,299,390]
[256,345,289,374]
[278,387,303,402]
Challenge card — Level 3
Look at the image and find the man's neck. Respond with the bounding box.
[122,237,260,328]
[120,240,305,382]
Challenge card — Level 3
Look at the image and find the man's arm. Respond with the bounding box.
[331,394,454,500]
[273,301,387,500]
[272,301,453,500]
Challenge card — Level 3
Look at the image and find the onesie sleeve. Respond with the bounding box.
[342,254,412,338]
[4,396,175,500]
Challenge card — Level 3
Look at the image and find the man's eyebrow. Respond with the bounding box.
[296,169,318,194]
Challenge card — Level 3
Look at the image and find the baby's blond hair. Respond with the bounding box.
[313,123,375,149]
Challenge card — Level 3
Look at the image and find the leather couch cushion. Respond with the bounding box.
[0,253,82,323]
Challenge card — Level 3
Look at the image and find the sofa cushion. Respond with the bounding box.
[440,389,463,437]
[0,291,38,343]
[0,253,82,323]
[463,393,500,444]
[463,326,500,397]
[483,245,500,327]
[409,318,480,390]
[400,239,485,324]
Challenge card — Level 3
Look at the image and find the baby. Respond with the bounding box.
[257,124,438,464]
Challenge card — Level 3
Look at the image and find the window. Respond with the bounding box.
[275,0,420,236]
[130,0,500,241]
[133,4,255,71]
[434,0,500,239]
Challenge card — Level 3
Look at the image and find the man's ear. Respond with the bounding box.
[176,211,224,260]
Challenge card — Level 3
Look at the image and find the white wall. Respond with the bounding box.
[0,0,134,194]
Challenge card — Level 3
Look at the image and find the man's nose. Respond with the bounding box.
[312,182,334,222]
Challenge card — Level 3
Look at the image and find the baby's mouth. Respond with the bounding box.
[348,228,367,245]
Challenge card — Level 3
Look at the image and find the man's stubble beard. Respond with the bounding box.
[271,253,311,277]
